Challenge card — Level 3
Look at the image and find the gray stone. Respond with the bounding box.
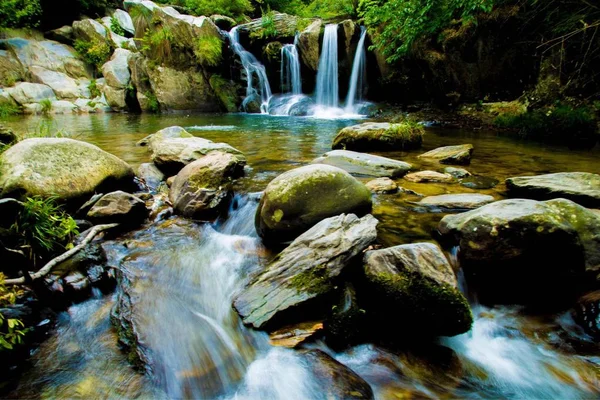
[404,171,455,183]
[366,177,398,194]
[444,167,471,179]
[87,191,147,225]
[416,194,495,210]
[102,48,132,89]
[312,150,412,178]
[6,82,56,105]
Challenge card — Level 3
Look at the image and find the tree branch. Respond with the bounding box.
[4,223,119,285]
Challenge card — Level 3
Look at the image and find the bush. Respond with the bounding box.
[194,35,222,67]
[74,38,112,70]
[145,91,160,113]
[154,0,252,18]
[110,16,125,36]
[88,79,101,98]
[0,0,42,28]
[0,103,22,118]
[0,274,27,351]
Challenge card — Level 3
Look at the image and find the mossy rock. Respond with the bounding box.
[209,75,242,113]
[255,164,373,244]
[418,144,473,165]
[0,138,135,208]
[363,243,472,338]
[333,122,423,152]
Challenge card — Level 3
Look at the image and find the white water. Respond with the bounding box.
[229,27,273,114]
[345,27,367,114]
[281,35,302,95]
[315,24,339,109]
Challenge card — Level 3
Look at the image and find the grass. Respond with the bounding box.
[141,27,173,62]
[145,91,160,113]
[39,98,52,115]
[194,35,222,67]
[88,79,101,98]
[0,102,21,118]
[384,120,425,147]
[250,8,278,40]
[110,16,125,36]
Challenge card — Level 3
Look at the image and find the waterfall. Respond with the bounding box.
[229,27,272,114]
[345,27,367,113]
[281,35,302,95]
[315,24,339,108]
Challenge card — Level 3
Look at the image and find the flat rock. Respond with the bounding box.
[404,171,455,183]
[234,213,378,329]
[30,66,82,99]
[506,172,600,208]
[87,191,147,225]
[416,194,495,210]
[333,122,423,151]
[312,150,412,178]
[418,144,473,165]
[268,321,323,348]
[444,167,471,179]
[366,177,398,194]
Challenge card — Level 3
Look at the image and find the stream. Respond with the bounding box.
[5,113,600,399]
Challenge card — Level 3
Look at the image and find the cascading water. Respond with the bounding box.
[229,27,272,114]
[344,27,367,114]
[280,35,302,95]
[315,24,339,109]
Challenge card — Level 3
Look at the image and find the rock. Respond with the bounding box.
[0,138,135,206]
[312,150,412,178]
[50,100,77,113]
[340,20,357,59]
[209,75,242,112]
[506,172,600,208]
[147,66,220,111]
[0,49,25,86]
[363,243,472,337]
[0,126,17,145]
[438,199,596,305]
[45,25,74,45]
[297,20,322,72]
[210,14,236,30]
[255,165,373,243]
[169,152,245,219]
[102,48,132,89]
[460,175,499,189]
[234,214,378,329]
[62,271,92,301]
[238,12,300,42]
[418,144,474,165]
[139,125,193,148]
[404,171,455,183]
[6,82,56,105]
[416,194,495,211]
[325,283,365,349]
[333,122,423,151]
[73,19,109,45]
[102,86,127,110]
[574,291,600,338]
[113,9,135,36]
[268,321,324,348]
[366,177,398,194]
[137,163,165,192]
[30,67,83,99]
[444,167,471,179]
[301,350,374,400]
[87,191,147,225]
[0,198,23,228]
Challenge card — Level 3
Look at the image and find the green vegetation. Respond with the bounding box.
[88,79,101,98]
[110,16,125,36]
[0,0,42,28]
[384,120,425,147]
[141,27,174,62]
[145,91,160,113]
[251,8,278,40]
[0,103,22,118]
[39,98,52,115]
[0,275,27,350]
[194,35,222,67]
[74,38,112,71]
[154,0,252,19]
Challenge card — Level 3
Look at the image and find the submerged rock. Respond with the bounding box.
[301,350,374,400]
[418,144,474,165]
[234,214,378,329]
[333,122,423,151]
[0,138,135,206]
[366,177,398,194]
[325,282,366,349]
[404,171,455,183]
[444,167,471,179]
[169,152,245,219]
[438,198,600,305]
[416,194,495,211]
[312,150,412,178]
[459,175,499,189]
[363,243,472,337]
[506,172,600,208]
[255,164,373,243]
[87,191,148,225]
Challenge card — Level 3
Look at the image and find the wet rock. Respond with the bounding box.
[0,198,23,228]
[363,243,472,337]
[210,14,236,30]
[438,198,599,305]
[5,82,56,105]
[574,291,600,338]
[506,172,600,208]
[366,177,398,194]
[418,144,474,165]
[45,25,74,45]
[301,350,374,400]
[113,9,135,36]
[87,191,148,225]
[234,214,378,329]
[0,138,135,207]
[444,167,471,179]
[325,283,366,349]
[169,152,245,220]
[460,175,499,189]
[404,171,455,183]
[62,271,92,301]
[102,48,132,89]
[416,194,495,211]
[268,321,324,348]
[312,150,412,178]
[137,163,165,192]
[255,164,373,244]
[333,122,423,151]
[298,20,323,72]
[138,126,192,147]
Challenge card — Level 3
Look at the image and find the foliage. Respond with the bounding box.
[74,38,112,70]
[0,0,42,28]
[10,197,79,267]
[88,79,101,98]
[361,0,495,62]
[141,27,174,61]
[154,0,252,18]
[257,0,357,19]
[0,274,27,350]
[249,8,278,40]
[0,103,22,118]
[39,98,52,115]
[384,120,425,146]
[145,91,160,113]
[110,16,125,36]
[194,35,223,67]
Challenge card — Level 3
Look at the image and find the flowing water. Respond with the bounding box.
[281,36,302,96]
[5,113,600,398]
[345,27,367,114]
[315,25,340,110]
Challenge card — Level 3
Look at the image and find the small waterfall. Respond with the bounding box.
[315,24,339,108]
[281,35,302,95]
[229,27,272,114]
[345,27,367,113]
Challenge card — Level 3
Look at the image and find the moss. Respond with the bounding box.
[296,18,312,33]
[334,122,424,151]
[209,75,239,112]
[289,264,333,295]
[194,35,222,68]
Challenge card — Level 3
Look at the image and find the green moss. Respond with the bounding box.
[194,35,222,67]
[289,264,333,295]
[296,18,312,32]
[209,74,240,112]
[250,8,278,40]
[384,121,425,148]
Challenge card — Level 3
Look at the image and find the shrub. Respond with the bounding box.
[0,274,27,351]
[141,27,174,61]
[250,8,278,40]
[88,79,101,98]
[0,103,22,118]
[145,91,160,113]
[74,38,112,70]
[0,0,42,28]
[194,35,222,67]
[110,16,125,36]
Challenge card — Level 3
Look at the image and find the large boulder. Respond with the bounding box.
[506,172,600,208]
[102,48,132,89]
[29,66,82,99]
[333,122,423,151]
[438,198,599,305]
[312,150,412,178]
[113,9,135,36]
[147,66,220,111]
[87,191,148,225]
[237,12,301,43]
[6,82,56,105]
[363,243,472,337]
[416,194,495,211]
[418,144,474,165]
[255,165,373,243]
[297,20,323,72]
[0,49,25,86]
[0,138,135,206]
[169,152,245,219]
[72,19,110,46]
[234,213,378,329]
